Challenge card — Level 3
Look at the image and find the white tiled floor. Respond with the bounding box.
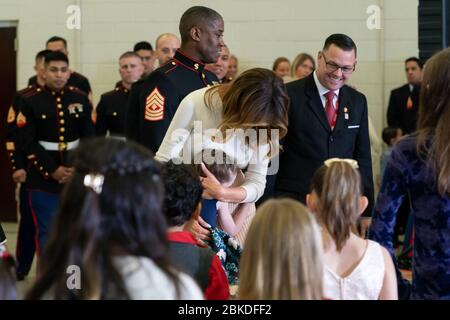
[3,222,37,299]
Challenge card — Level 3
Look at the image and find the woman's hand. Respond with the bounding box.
[200,162,223,200]
[189,215,212,246]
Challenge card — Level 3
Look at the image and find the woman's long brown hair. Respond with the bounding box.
[204,68,289,157]
[417,48,450,196]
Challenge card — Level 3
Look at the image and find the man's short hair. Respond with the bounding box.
[44,51,69,65]
[179,6,223,43]
[133,41,153,52]
[119,51,142,61]
[161,161,203,227]
[46,36,67,48]
[405,56,424,69]
[323,33,357,57]
[35,49,52,63]
[382,126,400,146]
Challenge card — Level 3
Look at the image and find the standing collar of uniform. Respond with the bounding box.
[173,50,205,73]
[43,85,67,96]
[114,81,130,93]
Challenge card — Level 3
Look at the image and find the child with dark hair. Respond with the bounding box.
[161,161,230,300]
[0,244,17,300]
[193,149,256,246]
[26,137,202,300]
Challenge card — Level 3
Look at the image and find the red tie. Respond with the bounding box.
[324,91,338,129]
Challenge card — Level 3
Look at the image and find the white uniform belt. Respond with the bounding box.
[39,139,79,151]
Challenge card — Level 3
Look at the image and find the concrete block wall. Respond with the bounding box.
[1,0,418,138]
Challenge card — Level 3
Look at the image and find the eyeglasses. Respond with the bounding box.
[322,53,355,74]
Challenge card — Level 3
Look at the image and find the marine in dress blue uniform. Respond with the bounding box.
[125,6,225,153]
[18,52,94,256]
[125,50,218,153]
[95,81,130,137]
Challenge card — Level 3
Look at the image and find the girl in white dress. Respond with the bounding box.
[306,158,398,300]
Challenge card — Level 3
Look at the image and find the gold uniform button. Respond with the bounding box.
[59,111,64,116]
[75,114,79,118]
[9,153,13,157]
[172,61,176,65]
[41,114,47,119]
[34,161,38,165]
[52,91,56,95]
[57,104,62,109]
[11,159,15,163]
[115,87,119,91]
[56,97,61,102]
[12,166,16,170]
[60,128,65,133]
[37,88,41,92]
[124,89,128,93]
[113,112,117,116]
[39,166,43,170]
[202,73,205,79]
[60,119,65,125]
[45,172,49,177]
[59,136,65,141]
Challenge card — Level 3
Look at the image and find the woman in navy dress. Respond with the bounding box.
[369,48,450,300]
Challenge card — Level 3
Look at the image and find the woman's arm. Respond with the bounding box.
[217,202,252,236]
[154,91,197,162]
[200,143,270,203]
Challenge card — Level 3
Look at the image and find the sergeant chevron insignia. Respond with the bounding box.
[7,106,15,123]
[16,112,27,128]
[145,87,165,121]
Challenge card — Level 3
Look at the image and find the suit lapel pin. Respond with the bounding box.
[344,106,349,120]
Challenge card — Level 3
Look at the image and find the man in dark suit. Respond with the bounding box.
[275,34,373,236]
[387,57,423,135]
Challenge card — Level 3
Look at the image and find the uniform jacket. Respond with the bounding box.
[18,85,94,193]
[125,50,218,153]
[95,81,129,136]
[5,85,38,172]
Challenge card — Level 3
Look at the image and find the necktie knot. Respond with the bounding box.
[325,90,335,102]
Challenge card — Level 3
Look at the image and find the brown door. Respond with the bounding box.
[0,26,18,222]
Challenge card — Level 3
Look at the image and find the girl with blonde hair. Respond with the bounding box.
[307,159,397,300]
[239,198,323,300]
